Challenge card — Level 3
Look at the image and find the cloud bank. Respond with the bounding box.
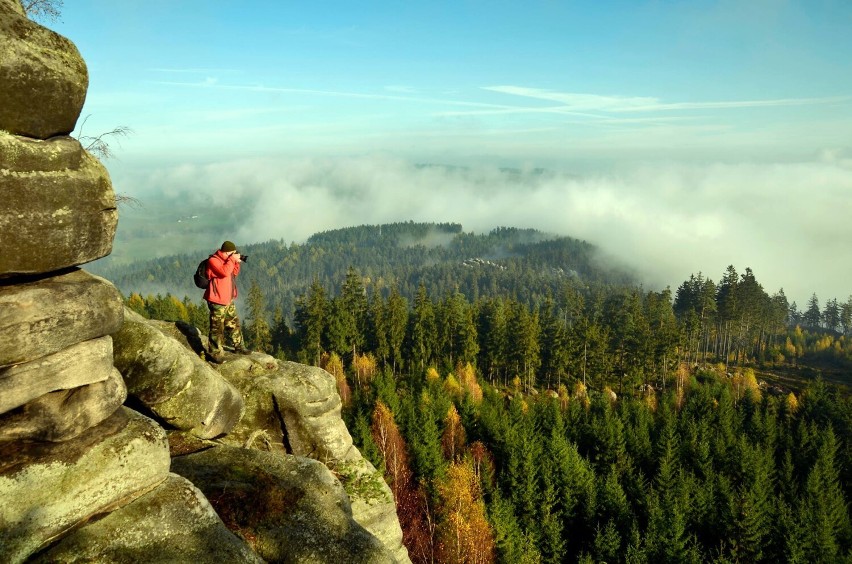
[117,154,852,307]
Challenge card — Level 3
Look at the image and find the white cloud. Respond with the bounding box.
[483,85,851,114]
[121,155,852,306]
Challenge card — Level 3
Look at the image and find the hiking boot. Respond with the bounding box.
[206,351,224,364]
[233,345,251,355]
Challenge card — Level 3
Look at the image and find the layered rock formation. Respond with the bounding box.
[1,1,410,561]
[0,1,252,560]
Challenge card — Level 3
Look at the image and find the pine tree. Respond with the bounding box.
[294,279,328,365]
[477,298,508,384]
[539,296,570,390]
[245,279,272,352]
[340,266,368,357]
[409,284,436,371]
[731,440,774,562]
[799,427,852,561]
[386,286,409,374]
[488,488,543,563]
[804,293,822,331]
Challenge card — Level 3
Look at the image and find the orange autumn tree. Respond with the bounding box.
[436,457,497,564]
[371,401,435,563]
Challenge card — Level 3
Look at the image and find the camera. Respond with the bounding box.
[240,254,249,263]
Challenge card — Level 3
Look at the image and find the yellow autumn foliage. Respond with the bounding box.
[436,459,496,563]
[786,392,799,414]
[426,367,441,384]
[352,352,378,386]
[456,362,483,404]
[444,373,463,399]
[321,352,350,406]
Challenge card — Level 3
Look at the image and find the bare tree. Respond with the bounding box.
[77,116,133,161]
[76,116,140,208]
[21,0,63,23]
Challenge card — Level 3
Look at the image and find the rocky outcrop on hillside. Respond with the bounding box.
[112,312,410,563]
[0,1,252,559]
[172,446,390,563]
[1,1,409,561]
[112,309,245,439]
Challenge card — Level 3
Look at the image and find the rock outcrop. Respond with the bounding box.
[113,314,411,563]
[172,446,392,563]
[0,2,255,561]
[112,309,244,439]
[0,368,126,443]
[0,133,118,276]
[1,1,409,561]
[0,409,170,562]
[32,474,264,564]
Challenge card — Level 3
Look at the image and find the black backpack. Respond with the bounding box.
[193,257,210,289]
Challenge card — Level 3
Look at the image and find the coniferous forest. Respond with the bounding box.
[116,222,852,563]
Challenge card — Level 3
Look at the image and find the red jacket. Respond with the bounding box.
[203,249,241,305]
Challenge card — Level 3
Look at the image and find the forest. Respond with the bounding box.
[119,222,852,563]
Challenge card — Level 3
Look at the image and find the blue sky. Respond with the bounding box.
[47,1,852,305]
[54,0,852,164]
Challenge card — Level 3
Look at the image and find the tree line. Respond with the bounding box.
[127,263,852,394]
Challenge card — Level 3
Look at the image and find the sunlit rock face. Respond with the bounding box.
[0,134,118,277]
[0,0,88,139]
[112,309,245,439]
[0,409,171,563]
[0,336,115,415]
[0,269,123,367]
[0,4,249,561]
[31,474,264,564]
[0,367,126,443]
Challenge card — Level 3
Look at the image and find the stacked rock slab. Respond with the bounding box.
[0,1,254,561]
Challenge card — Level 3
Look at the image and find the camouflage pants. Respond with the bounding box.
[207,301,243,354]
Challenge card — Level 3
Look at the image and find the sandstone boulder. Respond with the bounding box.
[0,336,114,415]
[0,0,88,138]
[219,357,358,462]
[0,367,126,443]
[114,317,409,562]
[171,445,394,564]
[0,408,170,563]
[33,474,263,564]
[112,308,244,439]
[216,356,409,563]
[0,269,123,367]
[0,133,117,277]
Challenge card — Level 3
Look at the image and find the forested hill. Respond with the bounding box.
[90,222,636,321]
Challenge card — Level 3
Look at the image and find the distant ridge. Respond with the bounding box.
[90,222,636,322]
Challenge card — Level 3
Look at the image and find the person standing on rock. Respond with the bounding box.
[204,240,250,362]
